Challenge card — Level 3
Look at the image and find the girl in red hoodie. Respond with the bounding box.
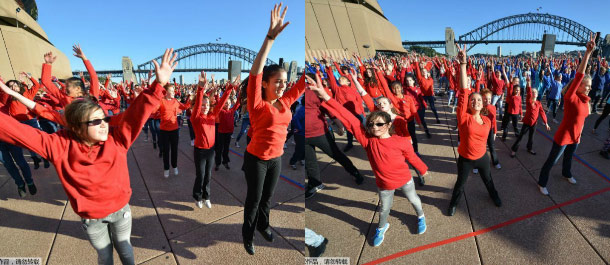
[241,3,306,255]
[448,45,502,216]
[537,33,597,195]
[0,48,177,265]
[309,72,429,247]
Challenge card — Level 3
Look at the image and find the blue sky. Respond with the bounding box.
[36,0,304,82]
[380,0,610,55]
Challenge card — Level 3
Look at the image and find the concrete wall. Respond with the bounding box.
[0,1,71,80]
[305,0,405,62]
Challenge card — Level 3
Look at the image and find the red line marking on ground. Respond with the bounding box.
[362,187,610,265]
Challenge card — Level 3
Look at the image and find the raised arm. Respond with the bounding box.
[73,45,99,99]
[566,32,597,98]
[279,74,305,107]
[456,44,470,124]
[211,86,234,116]
[250,3,288,76]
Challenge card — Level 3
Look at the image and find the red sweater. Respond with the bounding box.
[326,66,364,116]
[554,73,589,145]
[246,74,305,160]
[414,61,434,96]
[41,61,100,107]
[218,101,240,134]
[485,104,497,134]
[158,97,191,131]
[0,81,164,219]
[505,84,522,116]
[191,86,233,149]
[322,98,427,190]
[362,94,411,139]
[304,89,329,138]
[489,71,505,96]
[522,85,548,126]
[457,89,491,160]
[8,77,39,121]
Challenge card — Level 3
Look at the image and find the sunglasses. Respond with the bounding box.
[84,117,111,126]
[367,122,388,128]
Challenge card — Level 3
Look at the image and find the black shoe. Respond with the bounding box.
[600,150,609,160]
[343,144,353,152]
[492,195,502,207]
[448,205,456,216]
[243,242,255,255]
[305,184,325,199]
[27,183,37,195]
[43,159,50,169]
[32,157,41,170]
[153,142,157,149]
[354,172,364,185]
[527,149,537,155]
[436,119,441,124]
[417,176,425,186]
[425,130,432,139]
[17,186,26,198]
[307,238,328,257]
[257,228,274,242]
[223,163,230,170]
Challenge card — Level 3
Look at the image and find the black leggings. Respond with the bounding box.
[501,113,520,140]
[160,129,179,170]
[215,132,232,166]
[487,129,499,166]
[305,132,360,189]
[594,103,610,130]
[289,134,305,165]
[242,151,281,244]
[408,119,419,153]
[449,154,499,207]
[193,147,215,201]
[511,123,536,152]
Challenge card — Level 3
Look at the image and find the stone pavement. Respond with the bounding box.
[0,122,305,265]
[305,96,610,265]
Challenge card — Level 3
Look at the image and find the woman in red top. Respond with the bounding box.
[537,33,597,195]
[190,70,233,209]
[241,3,306,255]
[510,77,551,157]
[0,48,177,265]
[158,82,191,178]
[414,58,441,123]
[500,67,523,142]
[448,45,502,216]
[480,89,501,171]
[215,89,239,170]
[309,72,430,246]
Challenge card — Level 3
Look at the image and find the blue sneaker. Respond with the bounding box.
[373,223,389,247]
[417,216,427,234]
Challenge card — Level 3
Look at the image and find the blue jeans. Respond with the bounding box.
[150,119,160,143]
[305,228,325,247]
[0,142,33,187]
[537,86,548,101]
[547,99,559,119]
[39,118,58,134]
[538,142,578,187]
[236,117,250,142]
[81,204,134,265]
[423,96,439,121]
[448,90,458,107]
[492,95,503,118]
[21,119,42,161]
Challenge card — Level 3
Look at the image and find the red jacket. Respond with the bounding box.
[0,81,164,219]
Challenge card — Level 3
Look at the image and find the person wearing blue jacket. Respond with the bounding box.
[547,72,563,123]
[289,102,305,169]
[590,60,607,113]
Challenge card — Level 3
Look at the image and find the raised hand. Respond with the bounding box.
[152,48,178,86]
[198,70,208,90]
[72,44,88,61]
[267,3,289,40]
[79,71,84,79]
[44,52,57,64]
[306,73,330,101]
[455,44,467,64]
[586,32,597,53]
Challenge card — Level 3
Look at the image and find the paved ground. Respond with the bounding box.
[0,122,305,265]
[305,95,610,265]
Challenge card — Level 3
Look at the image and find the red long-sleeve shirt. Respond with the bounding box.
[414,61,434,96]
[489,71,505,96]
[305,89,329,138]
[485,104,497,134]
[522,85,548,126]
[191,86,233,149]
[158,97,191,131]
[218,101,240,134]
[246,74,305,160]
[322,98,427,190]
[0,81,164,219]
[326,66,364,116]
[554,73,589,145]
[505,84,522,116]
[41,60,99,107]
[457,89,491,160]
[8,77,39,121]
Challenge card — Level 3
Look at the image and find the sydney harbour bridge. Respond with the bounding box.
[402,13,608,54]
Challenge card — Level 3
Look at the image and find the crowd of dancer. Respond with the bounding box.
[304,32,608,248]
[0,3,304,263]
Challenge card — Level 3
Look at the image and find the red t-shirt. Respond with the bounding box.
[158,98,190,131]
[554,73,589,145]
[522,85,548,126]
[457,89,491,160]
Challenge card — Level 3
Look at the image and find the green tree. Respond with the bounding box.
[408,46,439,57]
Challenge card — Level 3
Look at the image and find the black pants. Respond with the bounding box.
[408,119,419,153]
[511,123,536,152]
[594,103,610,129]
[289,134,305,165]
[193,147,215,201]
[487,129,499,166]
[305,132,360,189]
[242,151,281,244]
[423,96,440,121]
[345,114,365,147]
[590,89,602,112]
[449,154,499,207]
[501,113,520,140]
[215,132,232,166]
[160,129,179,170]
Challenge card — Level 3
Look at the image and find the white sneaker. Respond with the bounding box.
[173,167,179,175]
[495,163,502,169]
[164,170,170,178]
[473,168,479,174]
[204,200,212,208]
[565,177,577,184]
[235,142,240,148]
[539,185,549,195]
[191,140,194,146]
[196,200,203,209]
[300,160,305,166]
[144,136,149,142]
[552,119,559,124]
[231,135,235,139]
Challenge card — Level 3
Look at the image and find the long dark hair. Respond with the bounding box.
[261,64,286,101]
[363,68,378,87]
[5,80,25,95]
[365,111,394,137]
